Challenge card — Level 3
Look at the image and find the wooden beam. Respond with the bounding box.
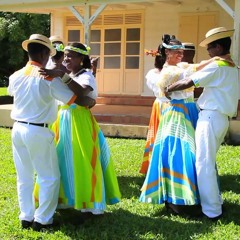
[0,0,177,11]
[84,4,91,46]
[215,0,234,19]
[69,6,84,24]
[89,3,107,25]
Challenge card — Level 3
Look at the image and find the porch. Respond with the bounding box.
[0,95,153,139]
[0,95,240,144]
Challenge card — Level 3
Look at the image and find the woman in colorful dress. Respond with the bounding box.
[140,43,166,174]
[36,42,121,215]
[139,35,216,215]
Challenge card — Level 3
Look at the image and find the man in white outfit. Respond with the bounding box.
[164,27,239,220]
[8,34,92,231]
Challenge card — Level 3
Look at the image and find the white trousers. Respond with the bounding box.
[195,110,229,218]
[12,122,60,224]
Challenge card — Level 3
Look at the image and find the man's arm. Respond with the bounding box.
[165,78,194,99]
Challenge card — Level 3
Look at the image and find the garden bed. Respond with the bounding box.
[0,95,13,105]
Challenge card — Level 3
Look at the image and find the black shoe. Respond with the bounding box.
[21,220,33,229]
[32,220,60,232]
[165,202,181,215]
[206,214,222,222]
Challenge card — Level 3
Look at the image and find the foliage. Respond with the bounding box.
[0,128,240,239]
[0,12,50,86]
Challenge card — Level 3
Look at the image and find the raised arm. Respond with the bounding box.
[39,68,92,97]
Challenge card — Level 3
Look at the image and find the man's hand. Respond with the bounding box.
[164,86,171,100]
[39,68,65,78]
[88,98,96,109]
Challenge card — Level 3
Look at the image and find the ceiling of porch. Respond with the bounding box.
[0,0,216,14]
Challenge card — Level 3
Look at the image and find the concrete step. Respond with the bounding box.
[91,104,151,125]
[96,95,155,106]
[0,104,150,138]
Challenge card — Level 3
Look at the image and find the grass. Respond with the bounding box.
[0,128,240,239]
[0,87,7,96]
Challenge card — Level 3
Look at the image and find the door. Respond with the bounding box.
[179,13,218,62]
[90,27,142,95]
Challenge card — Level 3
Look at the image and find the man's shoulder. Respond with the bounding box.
[10,67,25,79]
[215,60,236,68]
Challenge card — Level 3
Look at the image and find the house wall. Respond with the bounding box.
[50,11,66,43]
[143,0,234,96]
[50,0,234,97]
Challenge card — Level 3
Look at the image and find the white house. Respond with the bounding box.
[0,0,239,97]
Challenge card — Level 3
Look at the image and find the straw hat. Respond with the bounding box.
[49,35,64,43]
[22,34,56,56]
[199,27,234,47]
[182,42,195,50]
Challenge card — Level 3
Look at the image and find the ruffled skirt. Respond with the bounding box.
[140,99,161,174]
[140,98,200,205]
[35,104,121,213]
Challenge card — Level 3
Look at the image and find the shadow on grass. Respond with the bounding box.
[116,175,240,225]
[55,208,210,240]
[220,201,240,225]
[51,174,239,239]
[117,175,144,199]
[220,174,240,194]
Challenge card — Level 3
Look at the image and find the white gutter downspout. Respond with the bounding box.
[215,0,240,100]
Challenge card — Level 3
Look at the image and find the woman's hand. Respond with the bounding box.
[39,68,65,78]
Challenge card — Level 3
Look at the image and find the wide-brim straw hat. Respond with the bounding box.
[49,35,64,44]
[22,34,56,56]
[199,27,234,47]
[182,42,195,50]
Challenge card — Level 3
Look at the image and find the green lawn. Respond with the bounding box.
[0,127,240,240]
[0,87,7,96]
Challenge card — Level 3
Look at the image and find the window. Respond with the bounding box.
[125,28,140,69]
[68,30,80,42]
[104,29,121,69]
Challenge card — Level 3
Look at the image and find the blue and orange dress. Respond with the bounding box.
[140,68,162,174]
[139,63,200,206]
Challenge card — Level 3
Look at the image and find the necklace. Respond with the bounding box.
[70,68,85,78]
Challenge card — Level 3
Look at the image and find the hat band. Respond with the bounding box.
[31,38,49,45]
[184,46,195,50]
[54,43,65,52]
[162,42,184,50]
[64,46,90,55]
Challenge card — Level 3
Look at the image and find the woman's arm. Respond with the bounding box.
[74,96,96,108]
[195,56,223,71]
[39,68,92,97]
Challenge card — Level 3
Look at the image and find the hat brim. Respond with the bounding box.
[22,39,56,56]
[183,48,195,51]
[199,30,234,47]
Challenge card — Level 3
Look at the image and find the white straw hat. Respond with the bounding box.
[49,35,64,43]
[199,27,234,47]
[182,42,195,50]
[22,34,56,56]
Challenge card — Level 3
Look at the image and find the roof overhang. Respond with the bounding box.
[0,0,181,12]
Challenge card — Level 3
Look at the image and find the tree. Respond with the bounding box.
[0,12,50,86]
